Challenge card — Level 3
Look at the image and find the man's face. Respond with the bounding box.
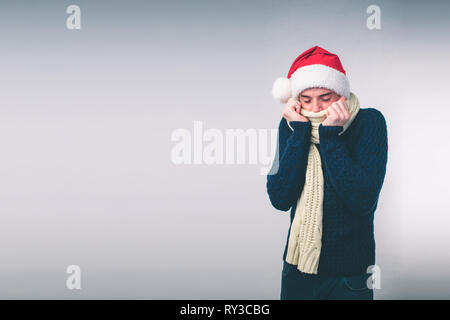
[298,87,341,112]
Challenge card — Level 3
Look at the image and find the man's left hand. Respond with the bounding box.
[322,96,350,127]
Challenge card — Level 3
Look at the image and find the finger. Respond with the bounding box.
[338,100,350,118]
[285,106,294,117]
[338,99,348,112]
[339,97,349,111]
[327,106,338,119]
[335,101,344,114]
[334,104,345,123]
[337,101,349,120]
[333,102,344,120]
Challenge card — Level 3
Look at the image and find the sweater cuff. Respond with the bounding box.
[318,123,343,139]
[288,120,312,143]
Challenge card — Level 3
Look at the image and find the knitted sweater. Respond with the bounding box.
[266,108,388,276]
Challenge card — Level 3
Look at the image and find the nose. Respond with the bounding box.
[311,99,321,112]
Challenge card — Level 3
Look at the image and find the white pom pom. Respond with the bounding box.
[271,77,291,104]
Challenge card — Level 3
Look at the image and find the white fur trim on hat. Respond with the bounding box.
[289,64,350,100]
[271,77,291,104]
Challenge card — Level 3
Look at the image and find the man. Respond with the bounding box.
[267,46,388,300]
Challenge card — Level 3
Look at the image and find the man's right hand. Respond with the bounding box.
[282,98,309,123]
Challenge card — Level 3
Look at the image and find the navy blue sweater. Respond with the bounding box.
[266,108,388,276]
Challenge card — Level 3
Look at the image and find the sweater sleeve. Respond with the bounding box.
[318,109,388,217]
[266,118,312,212]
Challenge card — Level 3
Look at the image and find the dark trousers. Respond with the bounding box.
[280,261,374,300]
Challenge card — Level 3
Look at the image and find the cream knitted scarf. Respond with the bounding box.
[285,92,361,274]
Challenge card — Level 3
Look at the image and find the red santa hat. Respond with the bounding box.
[271,46,350,103]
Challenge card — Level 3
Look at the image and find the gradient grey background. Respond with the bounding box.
[0,0,448,299]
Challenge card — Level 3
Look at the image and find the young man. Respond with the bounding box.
[267,46,388,300]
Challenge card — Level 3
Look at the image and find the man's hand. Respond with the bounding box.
[282,98,309,123]
[322,96,350,127]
